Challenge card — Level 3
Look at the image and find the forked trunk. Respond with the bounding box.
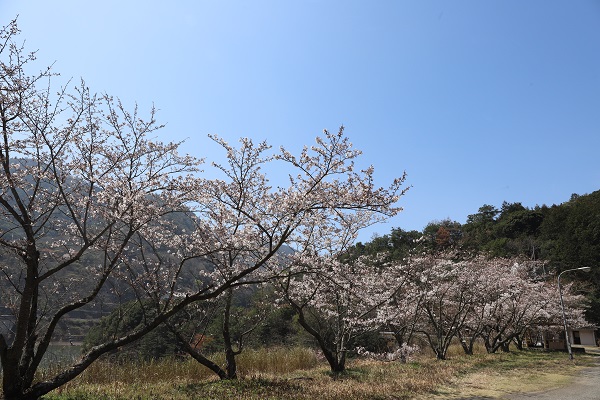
[325,349,346,374]
[224,347,238,380]
[459,339,473,355]
[435,348,447,360]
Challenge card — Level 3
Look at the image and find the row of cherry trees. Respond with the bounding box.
[140,247,587,378]
[277,252,587,372]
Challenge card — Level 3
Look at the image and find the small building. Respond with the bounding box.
[567,326,598,347]
[523,326,599,350]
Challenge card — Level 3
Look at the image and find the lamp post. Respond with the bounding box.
[558,266,591,360]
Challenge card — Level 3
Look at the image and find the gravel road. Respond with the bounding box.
[504,359,600,400]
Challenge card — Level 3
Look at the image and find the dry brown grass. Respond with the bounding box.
[42,346,597,400]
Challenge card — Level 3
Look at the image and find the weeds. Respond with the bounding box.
[38,346,596,400]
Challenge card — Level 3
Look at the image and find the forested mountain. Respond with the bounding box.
[351,190,600,325]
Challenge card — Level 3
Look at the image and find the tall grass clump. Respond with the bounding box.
[73,356,215,385]
[57,346,319,388]
[236,346,320,376]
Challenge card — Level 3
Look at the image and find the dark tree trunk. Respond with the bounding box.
[435,347,447,360]
[459,339,473,355]
[168,320,229,380]
[222,288,239,379]
[1,255,40,400]
[457,330,474,355]
[185,345,229,380]
[483,334,493,353]
[513,334,524,351]
[293,305,346,373]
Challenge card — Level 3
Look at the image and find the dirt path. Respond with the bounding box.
[504,359,600,400]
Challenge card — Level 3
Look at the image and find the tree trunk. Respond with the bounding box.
[459,339,473,355]
[435,347,447,360]
[513,334,524,351]
[482,334,493,353]
[185,346,229,380]
[293,305,346,373]
[222,288,239,379]
[457,331,474,355]
[1,257,40,400]
[168,320,229,380]
[326,349,346,375]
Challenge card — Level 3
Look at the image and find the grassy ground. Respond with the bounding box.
[37,346,598,400]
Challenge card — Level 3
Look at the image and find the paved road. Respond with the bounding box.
[504,359,600,400]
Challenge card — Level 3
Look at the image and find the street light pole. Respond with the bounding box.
[558,266,591,360]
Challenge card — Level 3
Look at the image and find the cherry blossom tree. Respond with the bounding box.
[376,267,424,355]
[165,127,406,378]
[0,20,203,400]
[0,19,407,398]
[409,253,479,360]
[167,285,273,380]
[275,224,419,373]
[82,122,406,382]
[452,256,502,355]
[472,261,587,354]
[277,255,390,373]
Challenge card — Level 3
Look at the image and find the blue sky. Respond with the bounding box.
[3,1,600,242]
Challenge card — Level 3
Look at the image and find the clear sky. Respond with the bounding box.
[3,1,600,242]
